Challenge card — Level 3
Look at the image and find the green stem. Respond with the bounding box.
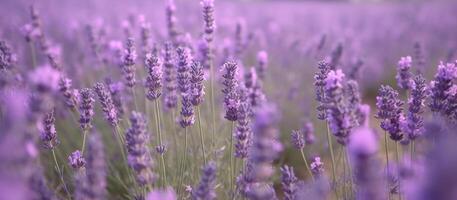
[326,124,337,198]
[155,100,167,186]
[131,87,138,111]
[29,41,37,68]
[197,107,207,165]
[230,121,235,197]
[52,149,72,200]
[81,130,88,154]
[300,149,315,181]
[345,147,354,198]
[385,132,391,199]
[395,142,402,200]
[209,50,216,159]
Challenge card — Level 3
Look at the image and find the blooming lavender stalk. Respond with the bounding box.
[222,61,239,121]
[176,46,191,94]
[396,56,413,90]
[122,37,137,88]
[79,88,95,131]
[325,69,352,145]
[256,51,268,80]
[290,130,305,150]
[428,62,457,113]
[310,157,324,177]
[201,0,215,43]
[0,40,17,71]
[190,60,205,106]
[140,19,152,59]
[163,42,178,109]
[405,74,427,140]
[125,111,155,186]
[349,127,385,200]
[302,121,316,145]
[376,85,404,141]
[74,131,107,200]
[145,53,163,101]
[94,82,118,127]
[314,60,331,120]
[280,165,298,200]
[180,93,195,128]
[166,0,178,43]
[329,43,343,69]
[192,161,217,200]
[105,78,125,116]
[413,42,425,71]
[234,86,252,159]
[246,103,282,200]
[68,150,86,169]
[244,67,265,111]
[41,110,59,149]
[58,76,78,110]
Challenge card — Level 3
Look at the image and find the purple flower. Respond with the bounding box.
[68,150,86,169]
[256,51,268,80]
[405,74,427,140]
[329,43,343,69]
[190,60,205,106]
[122,37,137,88]
[156,145,167,155]
[376,85,404,141]
[346,79,363,126]
[396,56,413,90]
[429,62,457,113]
[290,130,305,150]
[0,40,17,70]
[310,157,324,177]
[302,121,316,145]
[176,46,191,95]
[314,60,331,120]
[192,161,217,200]
[166,0,178,42]
[29,65,61,93]
[179,93,195,128]
[105,78,125,116]
[244,67,265,111]
[201,0,215,43]
[144,53,163,101]
[147,187,177,200]
[40,110,59,149]
[79,88,95,131]
[94,82,118,126]
[349,127,385,200]
[125,111,156,186]
[222,61,240,121]
[234,86,252,159]
[325,69,352,145]
[163,42,178,109]
[58,76,78,110]
[280,165,298,200]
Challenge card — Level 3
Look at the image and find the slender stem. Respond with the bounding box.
[345,147,354,198]
[131,87,138,111]
[395,142,402,200]
[197,107,207,165]
[52,149,72,200]
[155,100,167,186]
[384,132,391,200]
[178,127,189,197]
[325,124,337,197]
[410,140,414,165]
[300,149,315,181]
[229,121,235,197]
[81,129,88,154]
[28,41,37,68]
[209,48,216,158]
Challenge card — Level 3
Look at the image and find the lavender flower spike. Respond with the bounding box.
[222,61,239,121]
[180,92,195,128]
[310,157,324,177]
[280,165,298,200]
[68,150,86,169]
[176,46,191,95]
[94,82,118,126]
[122,37,137,88]
[314,60,331,120]
[428,62,457,113]
[405,74,427,140]
[234,86,252,159]
[349,127,385,200]
[165,0,178,42]
[145,52,163,101]
[58,76,78,110]
[325,69,352,145]
[396,56,413,90]
[201,0,215,43]
[290,130,305,150]
[79,88,95,131]
[192,161,217,200]
[41,110,59,149]
[0,40,17,70]
[190,60,205,106]
[256,51,268,80]
[126,111,156,186]
[163,42,178,109]
[303,121,316,145]
[376,85,404,141]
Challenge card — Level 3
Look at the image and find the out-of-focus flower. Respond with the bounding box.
[29,65,61,93]
[163,42,178,109]
[68,150,85,169]
[310,157,324,177]
[192,161,217,200]
[429,62,457,113]
[0,40,17,70]
[256,51,268,80]
[147,187,177,200]
[396,56,413,90]
[280,165,298,200]
[122,37,137,88]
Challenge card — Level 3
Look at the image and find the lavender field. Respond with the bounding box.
[1,0,457,199]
